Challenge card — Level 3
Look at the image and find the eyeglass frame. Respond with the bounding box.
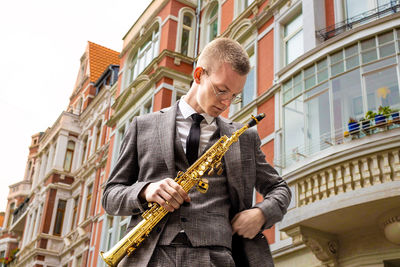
[202,69,242,104]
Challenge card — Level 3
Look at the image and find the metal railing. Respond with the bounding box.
[12,197,30,225]
[316,1,400,41]
[277,112,400,169]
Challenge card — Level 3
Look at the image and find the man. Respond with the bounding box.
[102,38,291,267]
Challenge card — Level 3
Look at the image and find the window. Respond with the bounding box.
[81,136,88,165]
[364,66,400,112]
[125,24,160,89]
[85,184,93,219]
[63,141,75,172]
[142,100,153,115]
[282,28,400,167]
[236,0,255,17]
[284,13,303,65]
[7,202,15,227]
[207,3,219,42]
[345,0,395,22]
[53,199,67,236]
[71,196,80,228]
[76,255,82,267]
[229,46,256,115]
[95,122,102,150]
[180,13,194,57]
[106,216,114,251]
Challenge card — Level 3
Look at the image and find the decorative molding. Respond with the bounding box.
[286,226,339,266]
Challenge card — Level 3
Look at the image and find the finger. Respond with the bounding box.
[158,190,179,211]
[166,179,190,202]
[163,181,185,205]
[230,212,240,224]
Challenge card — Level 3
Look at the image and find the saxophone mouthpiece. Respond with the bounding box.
[247,113,266,128]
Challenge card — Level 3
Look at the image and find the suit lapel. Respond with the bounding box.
[157,103,178,177]
[216,116,245,212]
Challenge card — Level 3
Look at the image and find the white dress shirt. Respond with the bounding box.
[177,97,218,156]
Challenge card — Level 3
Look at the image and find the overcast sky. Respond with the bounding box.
[0,0,152,211]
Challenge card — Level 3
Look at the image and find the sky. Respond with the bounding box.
[0,0,152,212]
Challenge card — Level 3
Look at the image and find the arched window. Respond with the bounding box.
[125,23,160,89]
[180,12,195,56]
[63,141,75,172]
[207,3,219,42]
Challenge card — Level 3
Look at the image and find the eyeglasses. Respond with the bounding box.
[203,69,242,104]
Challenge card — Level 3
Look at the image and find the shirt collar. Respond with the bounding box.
[179,97,215,125]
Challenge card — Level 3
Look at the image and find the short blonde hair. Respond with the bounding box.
[197,38,250,76]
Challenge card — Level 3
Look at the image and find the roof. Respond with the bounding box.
[88,41,120,83]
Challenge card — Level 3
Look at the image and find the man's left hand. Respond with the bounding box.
[231,208,266,239]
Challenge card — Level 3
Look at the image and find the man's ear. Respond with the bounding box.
[193,67,203,84]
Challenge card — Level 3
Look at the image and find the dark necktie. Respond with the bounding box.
[186,113,204,165]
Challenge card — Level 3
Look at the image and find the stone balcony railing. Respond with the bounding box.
[279,128,400,266]
[297,147,399,207]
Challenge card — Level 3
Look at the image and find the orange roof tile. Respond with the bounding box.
[88,41,120,82]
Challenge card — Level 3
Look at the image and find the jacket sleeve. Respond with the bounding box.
[102,117,150,216]
[251,130,292,229]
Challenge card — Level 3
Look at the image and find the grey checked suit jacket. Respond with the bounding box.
[102,102,291,267]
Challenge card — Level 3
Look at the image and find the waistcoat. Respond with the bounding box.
[158,128,233,248]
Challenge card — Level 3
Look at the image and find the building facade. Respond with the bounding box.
[1,0,399,266]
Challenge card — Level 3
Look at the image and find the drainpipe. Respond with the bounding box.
[193,0,201,68]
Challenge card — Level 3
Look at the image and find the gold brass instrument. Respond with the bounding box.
[100,113,266,267]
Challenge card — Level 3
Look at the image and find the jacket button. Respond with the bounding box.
[181,217,188,222]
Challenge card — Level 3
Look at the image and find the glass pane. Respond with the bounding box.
[379,43,395,58]
[365,66,400,112]
[181,29,190,56]
[345,44,358,57]
[378,31,394,44]
[284,96,304,166]
[64,151,72,171]
[305,82,329,99]
[331,62,345,76]
[286,30,303,64]
[317,58,327,70]
[293,83,302,96]
[332,69,363,138]
[209,20,218,41]
[331,51,343,64]
[284,13,302,37]
[361,38,376,50]
[304,65,315,77]
[183,15,192,27]
[363,56,396,72]
[361,50,378,64]
[305,90,331,155]
[346,55,359,69]
[304,75,316,90]
[119,223,127,240]
[242,67,255,106]
[317,69,328,83]
[283,90,293,104]
[346,0,375,19]
[283,79,292,92]
[210,5,218,18]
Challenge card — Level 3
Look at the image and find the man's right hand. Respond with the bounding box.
[139,178,191,212]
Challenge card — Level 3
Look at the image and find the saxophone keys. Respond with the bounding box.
[217,168,223,176]
[197,178,209,193]
[208,168,214,176]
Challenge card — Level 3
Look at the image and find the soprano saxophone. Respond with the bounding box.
[100,113,265,267]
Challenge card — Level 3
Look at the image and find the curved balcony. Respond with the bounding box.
[280,126,400,266]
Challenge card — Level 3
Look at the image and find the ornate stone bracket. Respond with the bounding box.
[286,226,339,267]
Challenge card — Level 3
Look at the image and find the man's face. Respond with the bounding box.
[196,63,247,117]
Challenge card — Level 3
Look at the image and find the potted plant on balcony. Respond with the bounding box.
[391,108,399,123]
[376,105,391,125]
[347,117,360,134]
[362,110,376,133]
